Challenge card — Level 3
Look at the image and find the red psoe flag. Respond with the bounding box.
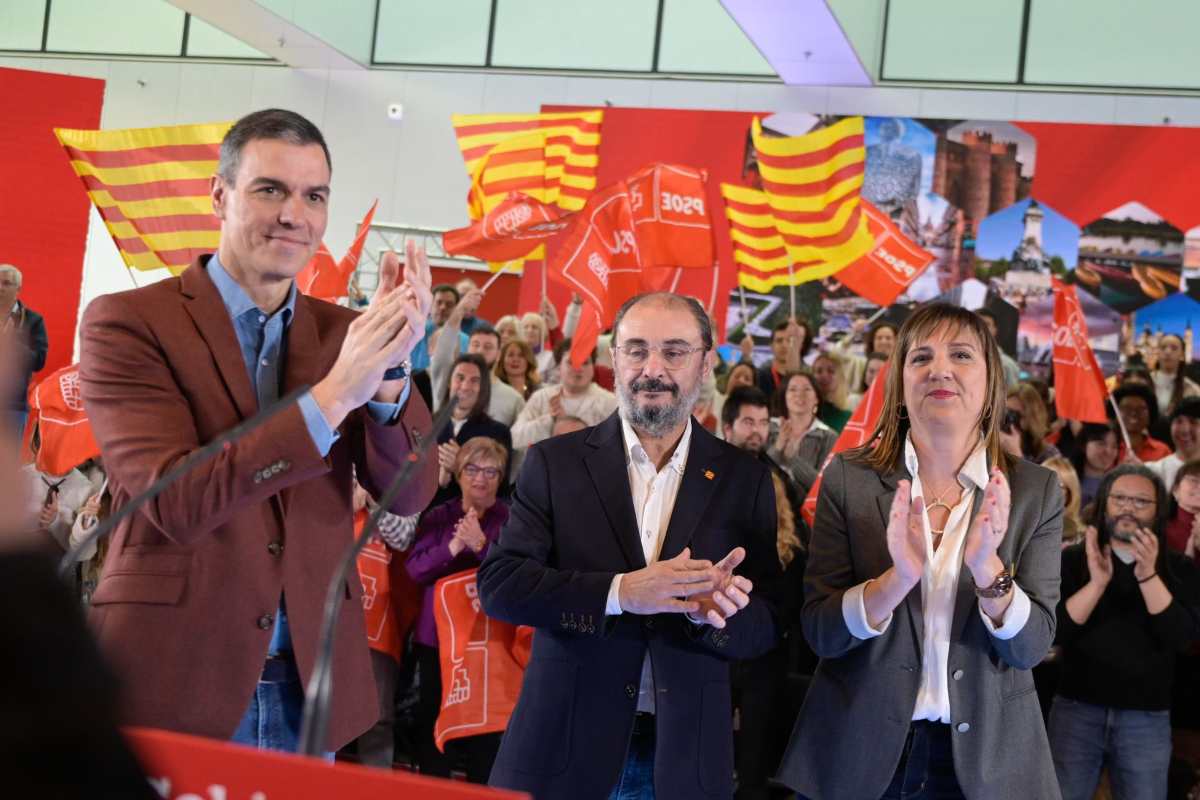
[1052,278,1110,423]
[297,201,378,302]
[23,364,100,476]
[800,362,890,528]
[626,163,714,269]
[835,201,935,307]
[443,192,569,263]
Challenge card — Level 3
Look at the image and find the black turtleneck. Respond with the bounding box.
[1056,541,1200,710]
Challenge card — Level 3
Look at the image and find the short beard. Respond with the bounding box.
[617,375,703,438]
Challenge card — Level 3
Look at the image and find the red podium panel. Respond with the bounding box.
[125,727,528,799]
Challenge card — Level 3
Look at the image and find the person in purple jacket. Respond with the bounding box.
[406,435,510,783]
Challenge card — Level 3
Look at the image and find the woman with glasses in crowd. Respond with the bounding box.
[406,436,511,783]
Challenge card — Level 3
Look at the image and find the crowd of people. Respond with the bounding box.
[5,108,1200,799]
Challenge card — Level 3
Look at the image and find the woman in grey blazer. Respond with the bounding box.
[778,303,1063,800]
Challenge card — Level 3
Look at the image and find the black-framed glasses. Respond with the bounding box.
[462,464,501,480]
[1107,493,1156,511]
[612,344,707,369]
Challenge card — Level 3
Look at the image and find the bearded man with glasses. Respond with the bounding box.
[1048,463,1200,800]
[479,291,782,800]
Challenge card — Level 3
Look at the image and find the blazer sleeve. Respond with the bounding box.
[351,392,438,517]
[989,468,1062,670]
[477,443,616,633]
[800,454,873,659]
[683,462,781,661]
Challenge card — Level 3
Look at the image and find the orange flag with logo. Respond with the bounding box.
[801,362,890,527]
[432,569,532,752]
[834,201,934,307]
[297,201,378,302]
[442,192,569,263]
[1052,278,1109,423]
[23,364,101,476]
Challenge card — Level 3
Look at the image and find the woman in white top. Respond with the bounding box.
[1152,333,1200,420]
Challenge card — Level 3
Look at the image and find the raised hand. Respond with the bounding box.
[686,547,755,629]
[455,508,488,554]
[38,495,59,528]
[549,390,565,419]
[964,467,1010,583]
[887,480,927,588]
[617,547,715,616]
[1083,525,1113,587]
[1130,527,1160,581]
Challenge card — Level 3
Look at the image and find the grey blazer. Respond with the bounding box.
[776,452,1063,800]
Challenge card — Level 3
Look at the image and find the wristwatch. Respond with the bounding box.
[975,567,1013,599]
[382,360,411,382]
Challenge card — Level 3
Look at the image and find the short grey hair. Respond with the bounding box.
[217,108,331,186]
[0,264,22,286]
[611,292,713,351]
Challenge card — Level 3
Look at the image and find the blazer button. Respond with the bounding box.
[956,722,970,733]
[952,669,964,681]
[624,683,637,699]
[253,472,263,484]
[267,541,283,556]
[256,614,274,630]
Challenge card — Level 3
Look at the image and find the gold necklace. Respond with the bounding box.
[923,479,961,538]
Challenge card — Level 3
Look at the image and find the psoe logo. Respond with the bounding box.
[587,252,610,288]
[148,778,267,800]
[1051,310,1090,368]
[490,204,533,236]
[874,247,916,280]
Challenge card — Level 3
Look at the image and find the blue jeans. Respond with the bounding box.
[796,722,964,800]
[1048,695,1171,800]
[231,656,304,753]
[609,713,655,800]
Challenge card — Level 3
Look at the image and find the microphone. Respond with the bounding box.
[57,385,312,579]
[297,397,456,757]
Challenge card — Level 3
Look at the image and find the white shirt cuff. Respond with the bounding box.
[979,582,1030,640]
[842,580,891,639]
[606,574,624,615]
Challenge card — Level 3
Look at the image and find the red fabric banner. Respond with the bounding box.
[297,201,378,302]
[801,363,890,527]
[22,364,100,476]
[835,201,935,307]
[1052,278,1110,424]
[432,569,532,753]
[443,192,568,263]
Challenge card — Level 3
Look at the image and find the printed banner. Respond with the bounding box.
[1052,278,1110,423]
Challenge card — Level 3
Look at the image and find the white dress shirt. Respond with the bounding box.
[842,435,1031,723]
[602,416,693,714]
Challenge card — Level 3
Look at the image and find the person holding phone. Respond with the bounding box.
[1048,464,1200,799]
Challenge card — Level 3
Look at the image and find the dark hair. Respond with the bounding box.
[468,326,501,349]
[771,319,812,357]
[611,292,713,352]
[775,370,822,420]
[217,109,331,186]
[1087,463,1169,539]
[1171,459,1200,505]
[1119,366,1153,387]
[444,353,491,419]
[1113,382,1160,427]
[553,337,596,366]
[862,351,888,392]
[1069,421,1120,478]
[865,322,898,356]
[721,385,770,429]
[432,284,460,302]
[1160,334,1193,415]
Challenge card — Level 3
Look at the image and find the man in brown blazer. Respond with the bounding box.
[78,109,438,753]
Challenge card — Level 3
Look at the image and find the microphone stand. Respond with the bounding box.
[298,397,456,757]
[57,386,312,579]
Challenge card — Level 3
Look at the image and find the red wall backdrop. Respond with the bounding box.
[0,66,104,380]
[429,265,520,323]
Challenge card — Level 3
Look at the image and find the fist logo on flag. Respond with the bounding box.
[1052,310,1089,369]
[59,370,84,412]
[587,252,610,288]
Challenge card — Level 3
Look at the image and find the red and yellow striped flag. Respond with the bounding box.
[55,121,231,274]
[451,110,603,217]
[720,183,793,292]
[749,115,874,284]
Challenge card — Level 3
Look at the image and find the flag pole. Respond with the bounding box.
[540,258,548,305]
[1108,393,1135,454]
[737,283,749,333]
[788,267,796,320]
[480,260,516,294]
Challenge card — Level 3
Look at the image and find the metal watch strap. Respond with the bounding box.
[975,567,1013,599]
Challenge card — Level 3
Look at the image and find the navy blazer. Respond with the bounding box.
[478,413,781,800]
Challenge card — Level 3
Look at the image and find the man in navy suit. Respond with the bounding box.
[479,292,780,800]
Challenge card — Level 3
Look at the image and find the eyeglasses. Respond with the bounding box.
[462,464,501,480]
[1107,493,1156,511]
[613,344,707,369]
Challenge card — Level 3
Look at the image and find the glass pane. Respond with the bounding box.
[186,16,269,59]
[657,0,774,75]
[47,0,185,56]
[882,0,1024,83]
[374,0,491,65]
[1026,0,1200,89]
[0,0,46,51]
[256,0,374,63]
[492,0,658,71]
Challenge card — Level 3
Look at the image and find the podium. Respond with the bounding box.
[125,727,529,799]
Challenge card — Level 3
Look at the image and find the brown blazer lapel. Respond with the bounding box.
[179,259,257,421]
[282,296,327,398]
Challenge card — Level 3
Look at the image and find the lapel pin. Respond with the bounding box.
[704,469,715,480]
